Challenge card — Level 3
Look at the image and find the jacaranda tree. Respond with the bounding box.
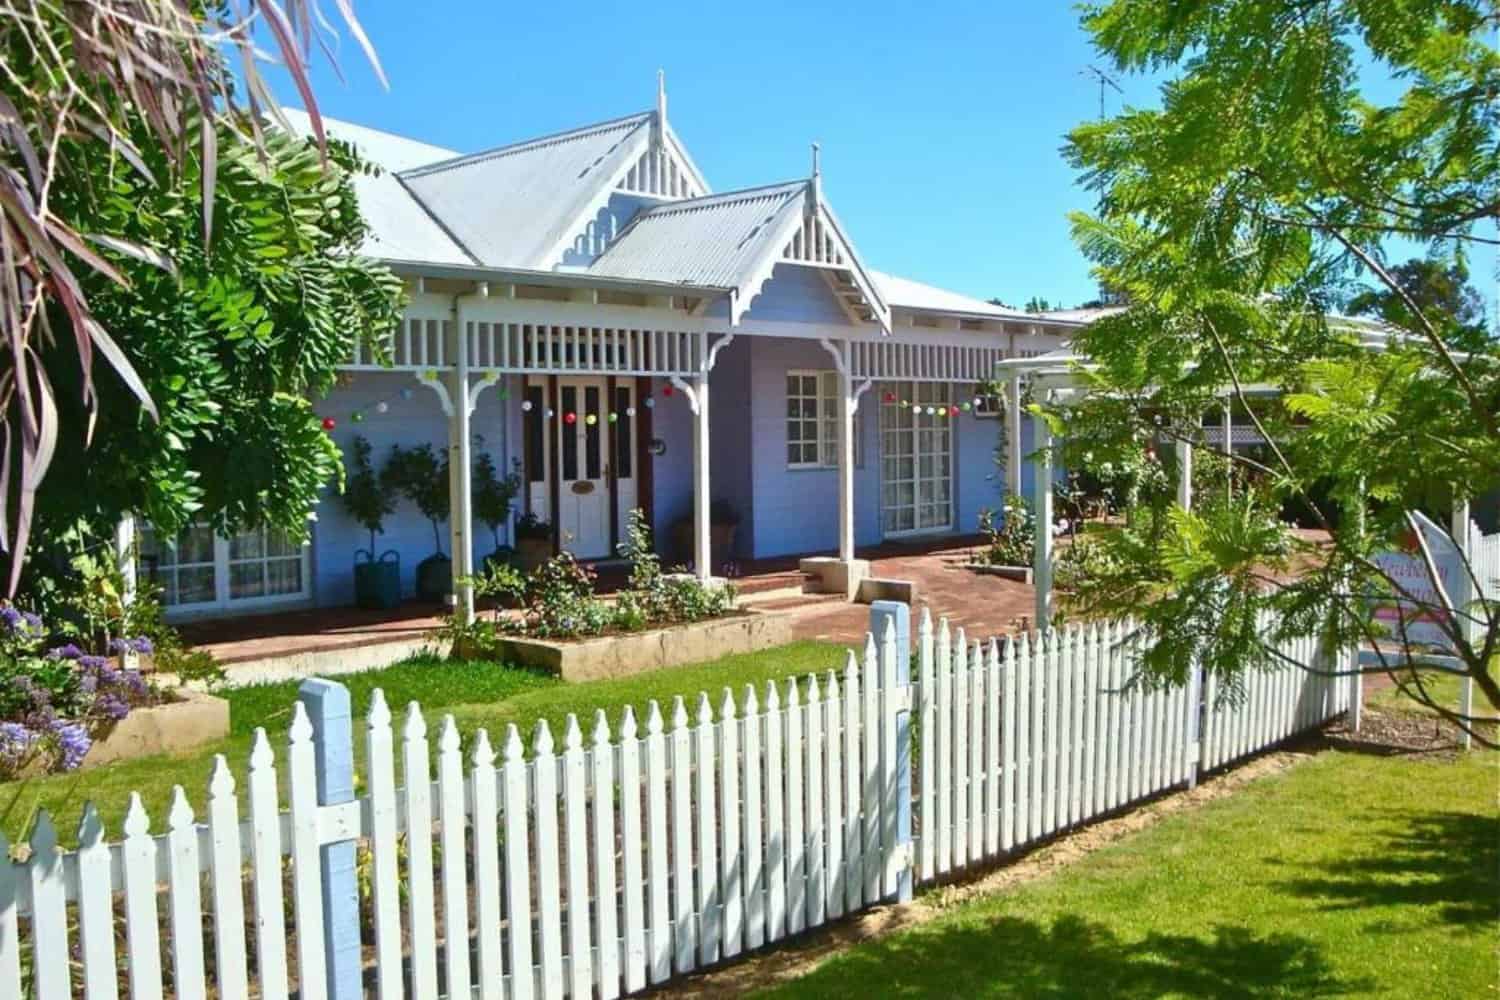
[1056,1,1499,742]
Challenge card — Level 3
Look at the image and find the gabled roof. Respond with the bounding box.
[279,108,472,266]
[587,180,805,289]
[399,113,656,269]
[589,180,891,332]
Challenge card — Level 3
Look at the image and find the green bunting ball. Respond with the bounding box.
[351,411,365,423]
[607,412,618,423]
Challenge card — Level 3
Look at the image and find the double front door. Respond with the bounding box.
[879,381,954,535]
[524,375,639,560]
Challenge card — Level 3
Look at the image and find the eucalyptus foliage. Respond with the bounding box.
[1058,0,1499,741]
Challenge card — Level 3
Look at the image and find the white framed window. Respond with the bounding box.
[786,371,862,469]
[879,381,954,534]
[138,521,310,615]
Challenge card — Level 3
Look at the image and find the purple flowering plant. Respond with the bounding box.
[0,602,158,779]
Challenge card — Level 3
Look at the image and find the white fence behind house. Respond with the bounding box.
[1471,524,1500,604]
[2,610,1354,999]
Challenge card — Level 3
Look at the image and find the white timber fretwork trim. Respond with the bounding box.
[464,321,706,377]
[780,200,890,335]
[849,340,1006,383]
[415,370,455,416]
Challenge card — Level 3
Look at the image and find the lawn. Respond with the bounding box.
[0,640,843,846]
[766,747,1498,999]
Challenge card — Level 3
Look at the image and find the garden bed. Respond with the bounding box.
[80,688,229,768]
[483,608,794,682]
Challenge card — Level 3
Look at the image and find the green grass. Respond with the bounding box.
[0,641,842,846]
[765,749,1499,999]
[1367,670,1471,717]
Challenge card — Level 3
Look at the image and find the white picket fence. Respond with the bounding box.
[1470,524,1500,603]
[2,608,1355,999]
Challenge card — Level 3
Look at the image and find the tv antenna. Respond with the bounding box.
[1081,64,1123,120]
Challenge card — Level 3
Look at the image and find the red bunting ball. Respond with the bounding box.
[321,417,336,431]
[949,405,960,417]
[883,391,896,403]
[564,411,577,425]
[662,384,674,396]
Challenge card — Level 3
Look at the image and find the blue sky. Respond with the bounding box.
[286,2,1127,308]
[285,1,1495,319]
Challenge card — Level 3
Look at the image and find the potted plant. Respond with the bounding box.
[382,442,451,602]
[342,436,401,608]
[474,449,522,572]
[513,512,553,572]
[672,498,742,571]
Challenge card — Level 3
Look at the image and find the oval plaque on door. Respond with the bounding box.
[570,481,595,495]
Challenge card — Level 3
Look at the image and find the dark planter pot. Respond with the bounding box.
[483,546,517,574]
[515,537,552,572]
[672,518,740,571]
[416,553,452,603]
[354,550,401,609]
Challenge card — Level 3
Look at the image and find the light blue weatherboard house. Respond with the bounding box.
[138,78,1080,620]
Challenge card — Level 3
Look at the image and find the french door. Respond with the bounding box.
[879,381,953,535]
[137,521,310,615]
[554,376,612,559]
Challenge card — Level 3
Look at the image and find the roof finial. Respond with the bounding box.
[810,141,822,208]
[656,69,667,126]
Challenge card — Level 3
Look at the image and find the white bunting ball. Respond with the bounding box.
[644,398,655,409]
[375,401,389,414]
[626,406,637,417]
[521,400,533,412]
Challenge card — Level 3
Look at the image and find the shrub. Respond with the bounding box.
[978,494,1035,567]
[473,450,522,550]
[342,436,396,555]
[382,443,449,554]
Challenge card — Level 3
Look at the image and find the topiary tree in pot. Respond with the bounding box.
[473,448,523,572]
[382,443,451,602]
[342,436,401,608]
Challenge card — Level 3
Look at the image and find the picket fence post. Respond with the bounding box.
[297,679,361,1000]
[870,602,914,903]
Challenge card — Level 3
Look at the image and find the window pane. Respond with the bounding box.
[614,386,633,480]
[524,385,546,483]
[267,558,302,596]
[560,386,578,481]
[178,567,216,604]
[179,524,214,565]
[229,528,264,560]
[584,385,601,479]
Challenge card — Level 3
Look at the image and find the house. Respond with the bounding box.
[137,78,1081,619]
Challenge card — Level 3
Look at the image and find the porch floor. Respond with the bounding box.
[180,534,1038,680]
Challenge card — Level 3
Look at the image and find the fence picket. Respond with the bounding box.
[952,631,969,868]
[246,732,285,1000]
[620,708,649,993]
[842,652,863,914]
[881,620,903,897]
[438,717,472,999]
[784,679,806,935]
[472,729,504,1000]
[985,638,1002,858]
[503,725,536,1000]
[720,689,744,957]
[967,640,984,862]
[76,804,119,1000]
[804,675,826,928]
[594,712,623,1000]
[401,705,440,999]
[1017,632,1035,845]
[1069,627,1087,825]
[934,620,953,873]
[669,698,697,972]
[533,720,566,995]
[917,610,936,880]
[824,671,845,919]
[287,704,328,1000]
[861,633,881,902]
[741,687,766,950]
[27,812,68,1000]
[1044,630,1060,835]
[1056,628,1073,829]
[1085,624,1103,820]
[167,788,208,997]
[1001,636,1017,852]
[763,682,786,942]
[696,695,722,964]
[0,833,18,997]
[563,716,594,997]
[364,695,402,1000]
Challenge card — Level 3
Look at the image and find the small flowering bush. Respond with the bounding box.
[977,494,1036,567]
[0,604,159,780]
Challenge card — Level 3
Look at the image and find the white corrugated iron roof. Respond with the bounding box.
[399,113,654,269]
[871,271,1039,320]
[586,181,806,288]
[279,108,473,266]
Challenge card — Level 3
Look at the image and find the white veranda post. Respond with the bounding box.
[692,374,712,582]
[1034,389,1054,629]
[1006,372,1023,496]
[1176,439,1193,511]
[837,372,856,563]
[448,333,475,623]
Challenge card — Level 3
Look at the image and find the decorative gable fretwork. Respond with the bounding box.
[850,340,1006,383]
[618,144,703,200]
[783,212,845,267]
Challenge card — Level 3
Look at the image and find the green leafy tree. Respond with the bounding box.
[342,436,398,556]
[29,123,404,581]
[0,1,386,591]
[473,450,523,550]
[1057,0,1500,742]
[1345,257,1489,351]
[383,443,451,556]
